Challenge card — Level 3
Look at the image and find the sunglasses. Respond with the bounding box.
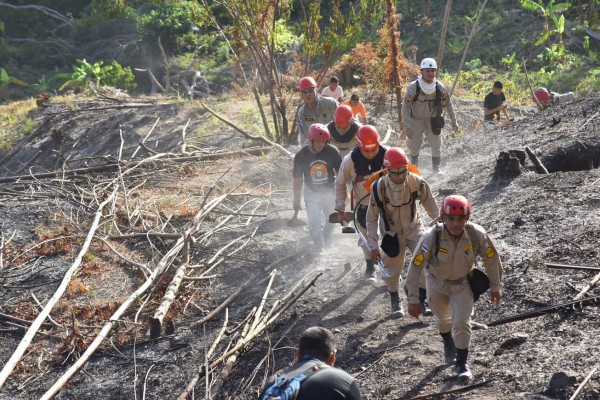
[388,169,408,176]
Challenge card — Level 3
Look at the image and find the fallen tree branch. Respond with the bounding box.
[569,366,598,400]
[202,102,293,159]
[525,146,549,174]
[545,262,600,272]
[0,186,118,388]
[485,295,600,328]
[574,271,600,301]
[405,380,491,400]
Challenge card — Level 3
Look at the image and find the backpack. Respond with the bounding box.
[412,80,446,108]
[260,362,326,400]
[371,174,421,232]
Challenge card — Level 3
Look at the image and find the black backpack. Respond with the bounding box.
[260,362,326,400]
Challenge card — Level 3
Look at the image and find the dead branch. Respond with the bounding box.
[545,262,600,272]
[0,2,74,27]
[0,312,54,330]
[131,117,161,159]
[569,366,598,400]
[149,194,229,338]
[522,58,544,111]
[405,380,491,400]
[189,246,308,329]
[485,295,600,328]
[201,102,293,159]
[448,0,489,98]
[0,186,118,388]
[525,146,549,174]
[574,272,600,301]
[135,68,165,94]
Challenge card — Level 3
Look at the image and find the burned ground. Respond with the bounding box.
[0,92,598,400]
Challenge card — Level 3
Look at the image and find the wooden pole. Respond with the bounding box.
[437,0,452,71]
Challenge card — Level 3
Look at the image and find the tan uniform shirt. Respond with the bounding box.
[401,80,457,130]
[405,222,503,303]
[365,173,438,249]
[297,96,338,143]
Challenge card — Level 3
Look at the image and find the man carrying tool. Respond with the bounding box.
[404,195,503,382]
[297,76,339,145]
[366,147,439,316]
[327,104,362,158]
[334,125,386,280]
[401,58,459,175]
[483,81,510,129]
[293,124,342,253]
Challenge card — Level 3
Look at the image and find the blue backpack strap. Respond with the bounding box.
[260,361,326,400]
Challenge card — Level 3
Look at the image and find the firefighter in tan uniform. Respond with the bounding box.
[401,58,459,174]
[366,148,439,316]
[405,195,503,382]
[335,125,386,280]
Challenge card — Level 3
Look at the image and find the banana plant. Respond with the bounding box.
[0,68,28,90]
[519,0,571,35]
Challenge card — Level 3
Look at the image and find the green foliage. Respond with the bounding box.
[0,68,28,90]
[59,59,136,92]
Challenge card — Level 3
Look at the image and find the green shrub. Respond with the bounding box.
[58,59,136,92]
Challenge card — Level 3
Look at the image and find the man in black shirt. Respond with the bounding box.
[259,327,362,400]
[293,124,342,252]
[483,81,508,129]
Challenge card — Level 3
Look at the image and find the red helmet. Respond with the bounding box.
[356,125,380,151]
[308,123,330,143]
[534,87,550,104]
[441,195,471,216]
[334,105,354,128]
[383,147,409,170]
[299,76,317,91]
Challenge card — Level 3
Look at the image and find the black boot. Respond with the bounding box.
[440,331,456,364]
[410,154,419,167]
[432,156,443,175]
[418,287,434,316]
[365,259,376,281]
[455,348,473,382]
[389,291,404,317]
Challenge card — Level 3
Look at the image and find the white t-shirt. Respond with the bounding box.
[321,85,343,100]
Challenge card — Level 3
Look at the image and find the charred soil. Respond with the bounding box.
[0,92,599,400]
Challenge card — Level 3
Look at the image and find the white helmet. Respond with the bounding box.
[420,58,438,69]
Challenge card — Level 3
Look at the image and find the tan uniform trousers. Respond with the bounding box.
[406,118,442,158]
[426,271,474,349]
[380,234,427,292]
[356,219,371,259]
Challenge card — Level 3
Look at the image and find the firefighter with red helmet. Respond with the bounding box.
[334,125,386,279]
[293,123,342,252]
[327,104,362,158]
[297,76,339,145]
[367,147,439,316]
[365,147,439,316]
[401,58,459,175]
[404,195,503,382]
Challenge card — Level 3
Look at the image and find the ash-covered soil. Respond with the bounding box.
[0,92,598,400]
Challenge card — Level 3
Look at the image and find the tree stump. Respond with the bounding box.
[494,150,525,178]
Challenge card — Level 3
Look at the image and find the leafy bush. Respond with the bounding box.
[58,59,136,92]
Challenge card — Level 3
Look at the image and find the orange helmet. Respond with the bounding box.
[383,147,409,170]
[308,123,330,143]
[356,125,380,151]
[534,87,550,104]
[441,195,471,216]
[334,105,354,128]
[299,76,317,91]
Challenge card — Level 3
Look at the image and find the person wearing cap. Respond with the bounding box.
[327,104,362,158]
[334,125,386,280]
[483,81,509,129]
[342,93,368,124]
[404,195,503,382]
[366,147,439,316]
[293,124,342,253]
[297,76,339,145]
[534,87,575,109]
[401,58,459,175]
[321,76,344,102]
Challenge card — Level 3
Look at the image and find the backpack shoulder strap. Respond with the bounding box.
[260,361,327,400]
[413,80,421,102]
[372,178,391,232]
[434,223,442,257]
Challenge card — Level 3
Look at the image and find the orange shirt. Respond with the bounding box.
[342,100,367,120]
